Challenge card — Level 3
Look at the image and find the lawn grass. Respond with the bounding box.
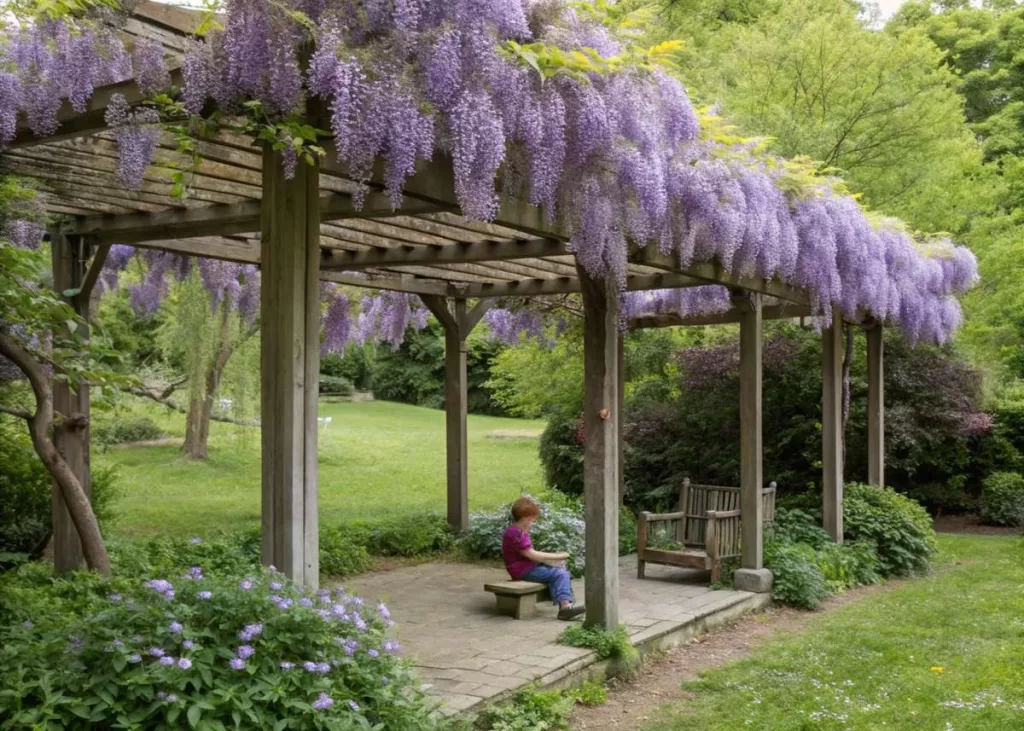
[646,533,1024,731]
[96,399,545,537]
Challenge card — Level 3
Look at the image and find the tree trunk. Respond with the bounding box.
[0,332,111,576]
[182,305,255,460]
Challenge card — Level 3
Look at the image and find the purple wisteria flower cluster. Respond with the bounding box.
[1,0,978,344]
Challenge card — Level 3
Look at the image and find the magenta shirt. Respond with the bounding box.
[502,525,536,580]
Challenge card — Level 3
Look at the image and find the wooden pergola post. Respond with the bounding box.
[421,296,492,531]
[50,231,105,573]
[733,292,771,592]
[577,265,620,630]
[822,306,844,542]
[867,322,884,487]
[259,150,320,587]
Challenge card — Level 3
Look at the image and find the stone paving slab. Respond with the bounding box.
[344,554,760,715]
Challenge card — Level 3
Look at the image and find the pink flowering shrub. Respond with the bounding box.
[0,563,451,730]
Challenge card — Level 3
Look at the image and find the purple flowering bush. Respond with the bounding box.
[0,565,452,730]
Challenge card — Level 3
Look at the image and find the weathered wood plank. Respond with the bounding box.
[578,264,620,630]
[49,233,92,574]
[738,292,764,570]
[320,237,566,271]
[867,323,884,487]
[260,148,320,588]
[822,306,844,542]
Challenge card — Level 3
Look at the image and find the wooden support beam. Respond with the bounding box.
[630,303,811,330]
[12,69,185,149]
[578,264,620,630]
[738,292,764,570]
[66,191,446,244]
[77,243,110,306]
[419,296,493,531]
[320,237,567,271]
[867,323,884,487]
[822,306,844,543]
[260,148,320,588]
[632,245,809,306]
[322,272,449,296]
[49,232,93,574]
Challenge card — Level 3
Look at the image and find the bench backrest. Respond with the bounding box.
[676,479,777,548]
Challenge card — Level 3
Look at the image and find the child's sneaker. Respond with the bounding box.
[557,604,586,621]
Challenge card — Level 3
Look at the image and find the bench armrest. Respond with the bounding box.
[638,510,686,523]
[706,510,742,564]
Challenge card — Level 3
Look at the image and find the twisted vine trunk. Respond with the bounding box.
[0,332,111,576]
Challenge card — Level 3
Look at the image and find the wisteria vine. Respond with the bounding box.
[0,0,978,344]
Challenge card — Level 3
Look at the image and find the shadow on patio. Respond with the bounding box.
[344,555,769,714]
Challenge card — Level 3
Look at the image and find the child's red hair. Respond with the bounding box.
[511,496,541,521]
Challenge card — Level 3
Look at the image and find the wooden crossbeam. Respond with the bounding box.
[629,303,812,329]
[320,237,567,271]
[321,272,449,296]
[65,192,449,244]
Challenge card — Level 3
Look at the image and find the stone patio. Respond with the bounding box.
[345,555,770,714]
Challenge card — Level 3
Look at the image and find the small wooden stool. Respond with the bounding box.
[484,580,551,619]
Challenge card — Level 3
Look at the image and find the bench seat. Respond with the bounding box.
[484,580,552,619]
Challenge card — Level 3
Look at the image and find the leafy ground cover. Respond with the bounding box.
[641,534,1024,731]
[96,399,544,537]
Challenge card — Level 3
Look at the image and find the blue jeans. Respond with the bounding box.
[523,564,573,605]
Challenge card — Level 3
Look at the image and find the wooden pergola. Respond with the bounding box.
[6,2,886,629]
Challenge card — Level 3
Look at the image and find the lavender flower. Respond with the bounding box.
[236,645,255,660]
[240,579,254,591]
[169,622,183,634]
[177,657,192,670]
[183,640,195,650]
[197,591,213,600]
[159,656,174,667]
[348,700,360,712]
[107,593,123,602]
[238,624,263,641]
[149,647,166,658]
[312,692,335,710]
[230,658,246,671]
[128,653,142,664]
[280,661,295,670]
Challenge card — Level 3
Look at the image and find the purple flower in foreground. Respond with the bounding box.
[197,591,212,600]
[183,640,195,650]
[240,579,254,591]
[368,649,379,659]
[149,647,165,658]
[157,691,166,700]
[270,582,283,591]
[190,537,202,544]
[300,597,314,608]
[382,676,390,686]
[111,639,124,650]
[144,579,174,597]
[177,657,192,670]
[383,641,400,654]
[377,603,390,620]
[159,656,174,666]
[239,624,263,641]
[236,645,255,660]
[107,593,123,602]
[166,694,179,703]
[280,661,295,670]
[128,653,142,663]
[186,566,203,580]
[312,692,334,710]
[230,657,247,671]
[348,700,360,712]
[169,622,183,634]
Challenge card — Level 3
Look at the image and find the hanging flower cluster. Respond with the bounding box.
[101,250,428,353]
[1,0,978,344]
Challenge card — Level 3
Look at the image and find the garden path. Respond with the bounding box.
[344,556,766,714]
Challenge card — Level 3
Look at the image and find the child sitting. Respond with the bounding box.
[502,496,585,621]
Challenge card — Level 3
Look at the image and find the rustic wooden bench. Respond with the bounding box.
[484,580,552,619]
[637,479,777,583]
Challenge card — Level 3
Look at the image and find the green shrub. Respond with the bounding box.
[618,505,637,556]
[770,508,832,550]
[571,680,608,707]
[816,541,881,593]
[538,411,584,497]
[93,416,164,447]
[558,624,639,668]
[319,527,374,578]
[980,472,1024,527]
[765,541,829,610]
[462,496,587,577]
[475,686,574,731]
[906,478,977,516]
[319,374,354,396]
[1,417,120,555]
[0,565,451,731]
[107,530,261,580]
[843,483,937,577]
[352,513,456,557]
